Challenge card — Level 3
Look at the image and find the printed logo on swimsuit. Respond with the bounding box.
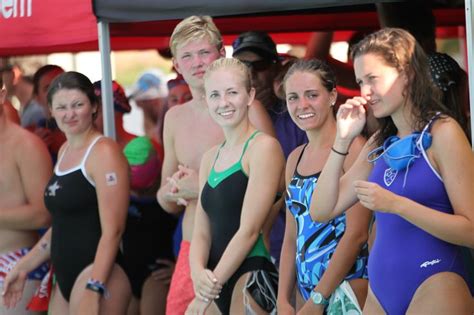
[383,168,398,187]
[46,181,61,197]
[420,259,441,268]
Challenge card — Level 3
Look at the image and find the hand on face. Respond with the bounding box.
[336,96,367,141]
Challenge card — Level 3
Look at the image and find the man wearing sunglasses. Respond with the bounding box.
[232,32,307,267]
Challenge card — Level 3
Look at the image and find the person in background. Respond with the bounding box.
[232,31,306,266]
[428,52,470,141]
[167,74,192,108]
[0,65,52,315]
[95,80,177,315]
[311,28,473,314]
[129,71,168,146]
[22,65,66,161]
[93,80,136,147]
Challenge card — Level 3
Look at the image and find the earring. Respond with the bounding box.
[330,101,335,107]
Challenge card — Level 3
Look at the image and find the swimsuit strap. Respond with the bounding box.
[211,130,260,170]
[293,143,309,174]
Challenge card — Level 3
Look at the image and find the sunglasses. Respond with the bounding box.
[240,59,275,72]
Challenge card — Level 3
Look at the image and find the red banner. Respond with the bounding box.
[0,0,97,56]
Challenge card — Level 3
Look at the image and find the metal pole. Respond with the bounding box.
[466,0,474,148]
[97,20,116,140]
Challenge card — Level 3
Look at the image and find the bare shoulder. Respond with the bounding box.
[166,100,194,121]
[431,116,466,140]
[13,125,49,157]
[250,133,283,158]
[89,136,126,165]
[202,144,220,167]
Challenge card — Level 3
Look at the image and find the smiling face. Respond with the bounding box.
[285,70,336,131]
[204,66,255,129]
[354,53,408,119]
[51,88,97,136]
[173,37,225,90]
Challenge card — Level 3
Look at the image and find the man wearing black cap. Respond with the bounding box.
[233,31,307,267]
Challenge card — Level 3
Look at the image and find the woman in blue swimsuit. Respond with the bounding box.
[277,59,370,314]
[311,28,473,314]
[186,58,284,315]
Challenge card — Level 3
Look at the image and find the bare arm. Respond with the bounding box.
[213,136,285,284]
[248,99,276,137]
[189,149,213,282]
[87,139,129,285]
[310,99,371,222]
[0,133,52,229]
[157,109,186,214]
[14,228,52,272]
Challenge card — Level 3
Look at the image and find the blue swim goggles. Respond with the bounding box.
[368,131,432,171]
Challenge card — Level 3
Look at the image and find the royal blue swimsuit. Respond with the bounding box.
[367,120,471,314]
[285,144,368,301]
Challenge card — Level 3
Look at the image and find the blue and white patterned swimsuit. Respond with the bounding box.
[285,144,368,300]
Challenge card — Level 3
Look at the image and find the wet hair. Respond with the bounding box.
[33,65,64,95]
[204,58,252,93]
[170,16,223,57]
[283,58,337,93]
[351,28,446,146]
[47,71,99,119]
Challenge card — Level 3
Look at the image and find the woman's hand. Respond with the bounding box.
[76,290,100,315]
[336,97,367,142]
[1,265,28,309]
[185,297,211,315]
[192,269,222,302]
[354,180,401,213]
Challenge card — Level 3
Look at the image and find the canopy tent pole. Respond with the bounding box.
[466,0,474,148]
[98,20,116,140]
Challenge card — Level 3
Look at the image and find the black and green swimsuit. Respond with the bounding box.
[200,130,276,314]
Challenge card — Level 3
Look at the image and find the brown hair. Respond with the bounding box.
[351,28,446,145]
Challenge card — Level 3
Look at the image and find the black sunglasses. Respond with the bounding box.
[240,59,275,72]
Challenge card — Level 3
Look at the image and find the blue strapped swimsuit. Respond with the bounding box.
[285,144,368,301]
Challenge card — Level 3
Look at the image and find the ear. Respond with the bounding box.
[172,58,182,75]
[329,88,338,106]
[219,46,226,58]
[0,88,6,105]
[248,87,256,106]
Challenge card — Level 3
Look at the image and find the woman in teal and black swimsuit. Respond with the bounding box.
[186,58,284,315]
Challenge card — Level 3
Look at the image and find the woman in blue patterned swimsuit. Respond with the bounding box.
[277,59,370,314]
